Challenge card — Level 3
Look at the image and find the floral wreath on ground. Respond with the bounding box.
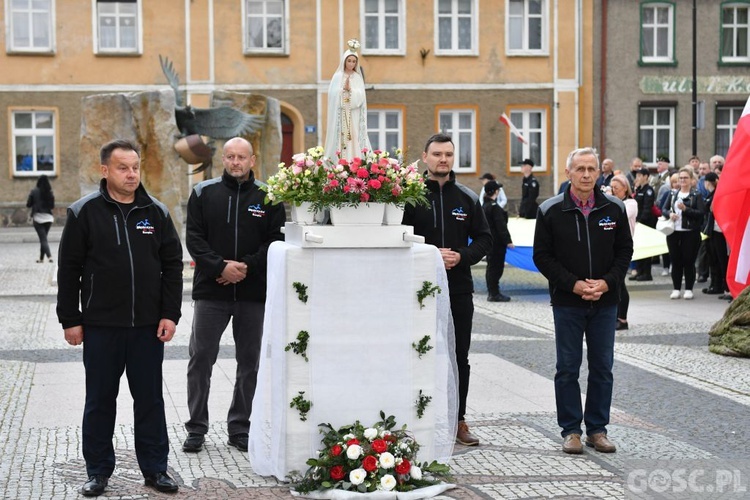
[289,412,451,495]
[262,147,428,210]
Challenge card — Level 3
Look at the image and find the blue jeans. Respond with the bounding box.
[553,305,616,437]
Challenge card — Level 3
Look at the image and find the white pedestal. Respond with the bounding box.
[282,222,424,248]
[248,241,457,480]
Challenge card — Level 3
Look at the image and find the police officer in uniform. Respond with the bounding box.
[519,158,539,219]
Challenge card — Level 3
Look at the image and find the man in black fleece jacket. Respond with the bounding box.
[182,137,285,454]
[57,139,183,496]
[403,133,492,447]
[533,147,633,456]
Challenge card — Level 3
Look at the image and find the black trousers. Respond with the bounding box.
[33,221,52,260]
[82,325,168,477]
[617,276,630,321]
[707,231,729,292]
[485,246,508,296]
[666,230,702,291]
[450,293,474,422]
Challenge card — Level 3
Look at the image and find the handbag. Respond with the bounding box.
[656,217,675,236]
[651,204,662,217]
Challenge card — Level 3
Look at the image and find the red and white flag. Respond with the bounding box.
[713,95,750,298]
[499,113,528,144]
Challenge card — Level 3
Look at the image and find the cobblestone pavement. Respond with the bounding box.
[1,227,748,499]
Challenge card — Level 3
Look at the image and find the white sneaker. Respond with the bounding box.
[670,290,681,299]
[683,290,694,300]
[661,268,670,276]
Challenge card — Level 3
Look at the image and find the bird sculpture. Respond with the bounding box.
[159,55,265,175]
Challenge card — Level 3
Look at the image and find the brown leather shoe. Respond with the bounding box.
[585,432,616,453]
[456,420,479,446]
[562,433,583,454]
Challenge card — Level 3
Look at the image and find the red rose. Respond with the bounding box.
[346,438,360,446]
[362,455,378,472]
[330,444,343,457]
[371,439,388,453]
[330,465,345,481]
[395,459,411,475]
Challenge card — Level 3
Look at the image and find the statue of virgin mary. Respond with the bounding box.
[324,39,372,161]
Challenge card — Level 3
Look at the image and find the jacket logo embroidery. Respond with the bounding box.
[248,204,266,218]
[598,216,617,231]
[451,207,467,222]
[135,219,155,235]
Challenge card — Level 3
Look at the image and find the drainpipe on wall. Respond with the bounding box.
[599,0,608,158]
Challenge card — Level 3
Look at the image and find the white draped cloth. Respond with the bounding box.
[248,242,458,482]
[324,49,372,161]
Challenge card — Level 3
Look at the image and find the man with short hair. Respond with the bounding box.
[626,157,643,190]
[478,172,508,210]
[533,147,633,455]
[596,158,615,189]
[57,139,183,496]
[403,133,492,446]
[183,137,285,454]
[709,155,725,173]
[519,158,539,219]
[688,155,701,173]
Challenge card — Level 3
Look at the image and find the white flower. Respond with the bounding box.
[379,451,395,469]
[342,433,355,441]
[349,468,367,485]
[410,465,422,480]
[346,444,362,460]
[347,39,361,51]
[363,428,378,440]
[380,474,396,491]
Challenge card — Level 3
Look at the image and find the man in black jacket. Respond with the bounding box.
[533,147,633,456]
[519,158,539,218]
[402,133,492,446]
[57,139,183,496]
[182,137,285,454]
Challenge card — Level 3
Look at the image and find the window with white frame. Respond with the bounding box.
[638,106,675,164]
[508,110,545,171]
[721,3,750,63]
[640,2,674,63]
[363,0,403,54]
[507,0,546,54]
[95,0,140,54]
[11,110,56,176]
[244,0,285,53]
[8,0,54,53]
[436,0,476,54]
[367,109,403,154]
[716,105,743,157]
[438,109,476,172]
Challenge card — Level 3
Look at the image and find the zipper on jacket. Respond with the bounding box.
[227,196,232,224]
[86,274,94,309]
[121,207,137,327]
[233,184,242,301]
[439,188,446,247]
[113,215,121,245]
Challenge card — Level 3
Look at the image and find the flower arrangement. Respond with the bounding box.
[290,412,450,495]
[317,148,427,209]
[263,147,428,211]
[263,147,327,206]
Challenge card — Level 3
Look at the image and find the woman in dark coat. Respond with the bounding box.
[482,181,514,302]
[26,175,55,263]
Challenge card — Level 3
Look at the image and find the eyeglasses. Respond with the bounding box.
[679,176,690,180]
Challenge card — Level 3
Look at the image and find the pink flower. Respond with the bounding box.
[329,179,339,188]
[360,192,370,202]
[368,179,382,190]
[356,168,370,179]
[291,164,304,175]
[338,158,349,166]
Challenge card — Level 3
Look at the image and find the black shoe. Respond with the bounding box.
[702,287,722,295]
[628,274,639,281]
[718,293,732,301]
[81,475,108,497]
[635,275,653,281]
[182,432,205,452]
[615,321,629,331]
[228,433,249,452]
[696,275,708,283]
[144,471,178,493]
